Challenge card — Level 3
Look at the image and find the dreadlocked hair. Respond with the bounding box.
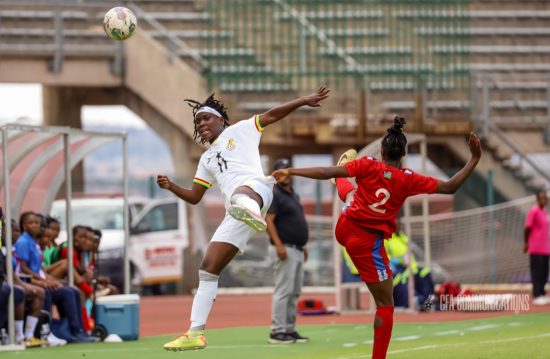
[184,93,230,144]
[381,116,407,161]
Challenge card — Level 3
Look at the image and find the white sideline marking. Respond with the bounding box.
[394,335,421,341]
[434,330,461,336]
[469,324,499,331]
[388,344,456,354]
[479,332,550,344]
[508,322,527,327]
[343,343,358,348]
[210,345,288,349]
[339,332,550,358]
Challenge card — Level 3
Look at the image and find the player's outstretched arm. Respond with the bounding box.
[156,174,206,205]
[258,85,330,128]
[436,132,482,194]
[272,165,349,182]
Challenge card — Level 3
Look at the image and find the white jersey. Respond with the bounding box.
[193,115,267,208]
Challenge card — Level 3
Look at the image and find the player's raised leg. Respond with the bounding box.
[332,149,357,202]
[228,185,267,231]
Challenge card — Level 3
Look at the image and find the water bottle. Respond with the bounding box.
[1,328,8,345]
[40,324,49,347]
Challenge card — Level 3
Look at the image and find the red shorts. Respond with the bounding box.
[335,214,392,283]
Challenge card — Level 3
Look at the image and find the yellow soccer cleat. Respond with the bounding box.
[163,330,207,352]
[228,204,267,231]
[24,337,48,348]
[330,149,357,184]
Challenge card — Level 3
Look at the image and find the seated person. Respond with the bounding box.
[2,216,65,346]
[83,228,118,296]
[14,212,96,343]
[41,223,94,299]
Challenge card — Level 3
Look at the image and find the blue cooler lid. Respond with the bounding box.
[96,294,140,305]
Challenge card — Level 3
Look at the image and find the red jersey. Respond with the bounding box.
[60,246,81,268]
[344,157,438,237]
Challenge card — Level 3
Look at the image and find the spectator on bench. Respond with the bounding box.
[14,212,96,343]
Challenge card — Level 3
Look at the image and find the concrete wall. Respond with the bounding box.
[0,58,121,87]
[124,31,208,140]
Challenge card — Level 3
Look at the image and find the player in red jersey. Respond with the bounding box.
[272,117,482,359]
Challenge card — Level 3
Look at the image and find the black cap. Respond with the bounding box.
[273,158,291,171]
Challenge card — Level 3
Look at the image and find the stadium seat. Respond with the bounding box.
[275,10,384,21]
[307,28,389,37]
[211,65,274,75]
[218,83,296,92]
[320,46,412,56]
[415,27,550,36]
[0,10,87,19]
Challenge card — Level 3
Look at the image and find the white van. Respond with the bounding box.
[50,197,189,291]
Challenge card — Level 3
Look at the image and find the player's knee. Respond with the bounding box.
[199,260,218,275]
[231,189,263,209]
[35,287,45,300]
[375,297,394,307]
[198,269,219,282]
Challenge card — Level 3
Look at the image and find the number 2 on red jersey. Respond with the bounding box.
[368,188,391,214]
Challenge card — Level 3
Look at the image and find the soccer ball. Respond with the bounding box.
[103,7,137,41]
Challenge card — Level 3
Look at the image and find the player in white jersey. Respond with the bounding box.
[157,86,330,351]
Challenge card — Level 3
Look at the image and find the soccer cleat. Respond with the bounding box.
[532,296,550,306]
[330,149,357,184]
[288,331,309,343]
[47,332,67,346]
[268,332,296,344]
[163,330,207,351]
[228,204,267,231]
[24,337,48,348]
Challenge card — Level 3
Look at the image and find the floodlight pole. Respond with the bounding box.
[123,134,130,294]
[64,133,74,286]
[3,128,15,345]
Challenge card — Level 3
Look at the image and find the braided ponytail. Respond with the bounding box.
[381,116,407,161]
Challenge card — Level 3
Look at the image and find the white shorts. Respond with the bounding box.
[243,176,275,213]
[212,176,274,253]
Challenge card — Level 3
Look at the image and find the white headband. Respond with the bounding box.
[196,106,222,118]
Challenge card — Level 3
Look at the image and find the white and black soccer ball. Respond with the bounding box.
[103,7,137,41]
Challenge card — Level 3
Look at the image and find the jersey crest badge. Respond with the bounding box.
[226,138,235,151]
[383,170,392,179]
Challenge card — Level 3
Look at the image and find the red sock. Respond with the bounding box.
[81,307,92,332]
[78,282,93,297]
[336,178,355,202]
[372,305,394,359]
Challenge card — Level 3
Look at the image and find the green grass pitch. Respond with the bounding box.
[4,313,550,358]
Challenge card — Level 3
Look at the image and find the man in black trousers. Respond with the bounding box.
[266,158,309,344]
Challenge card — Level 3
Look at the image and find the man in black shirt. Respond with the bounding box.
[266,158,309,344]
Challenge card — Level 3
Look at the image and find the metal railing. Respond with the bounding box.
[473,73,550,188]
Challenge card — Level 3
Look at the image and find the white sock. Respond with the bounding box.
[24,316,39,340]
[231,194,261,214]
[190,270,219,331]
[14,320,24,341]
